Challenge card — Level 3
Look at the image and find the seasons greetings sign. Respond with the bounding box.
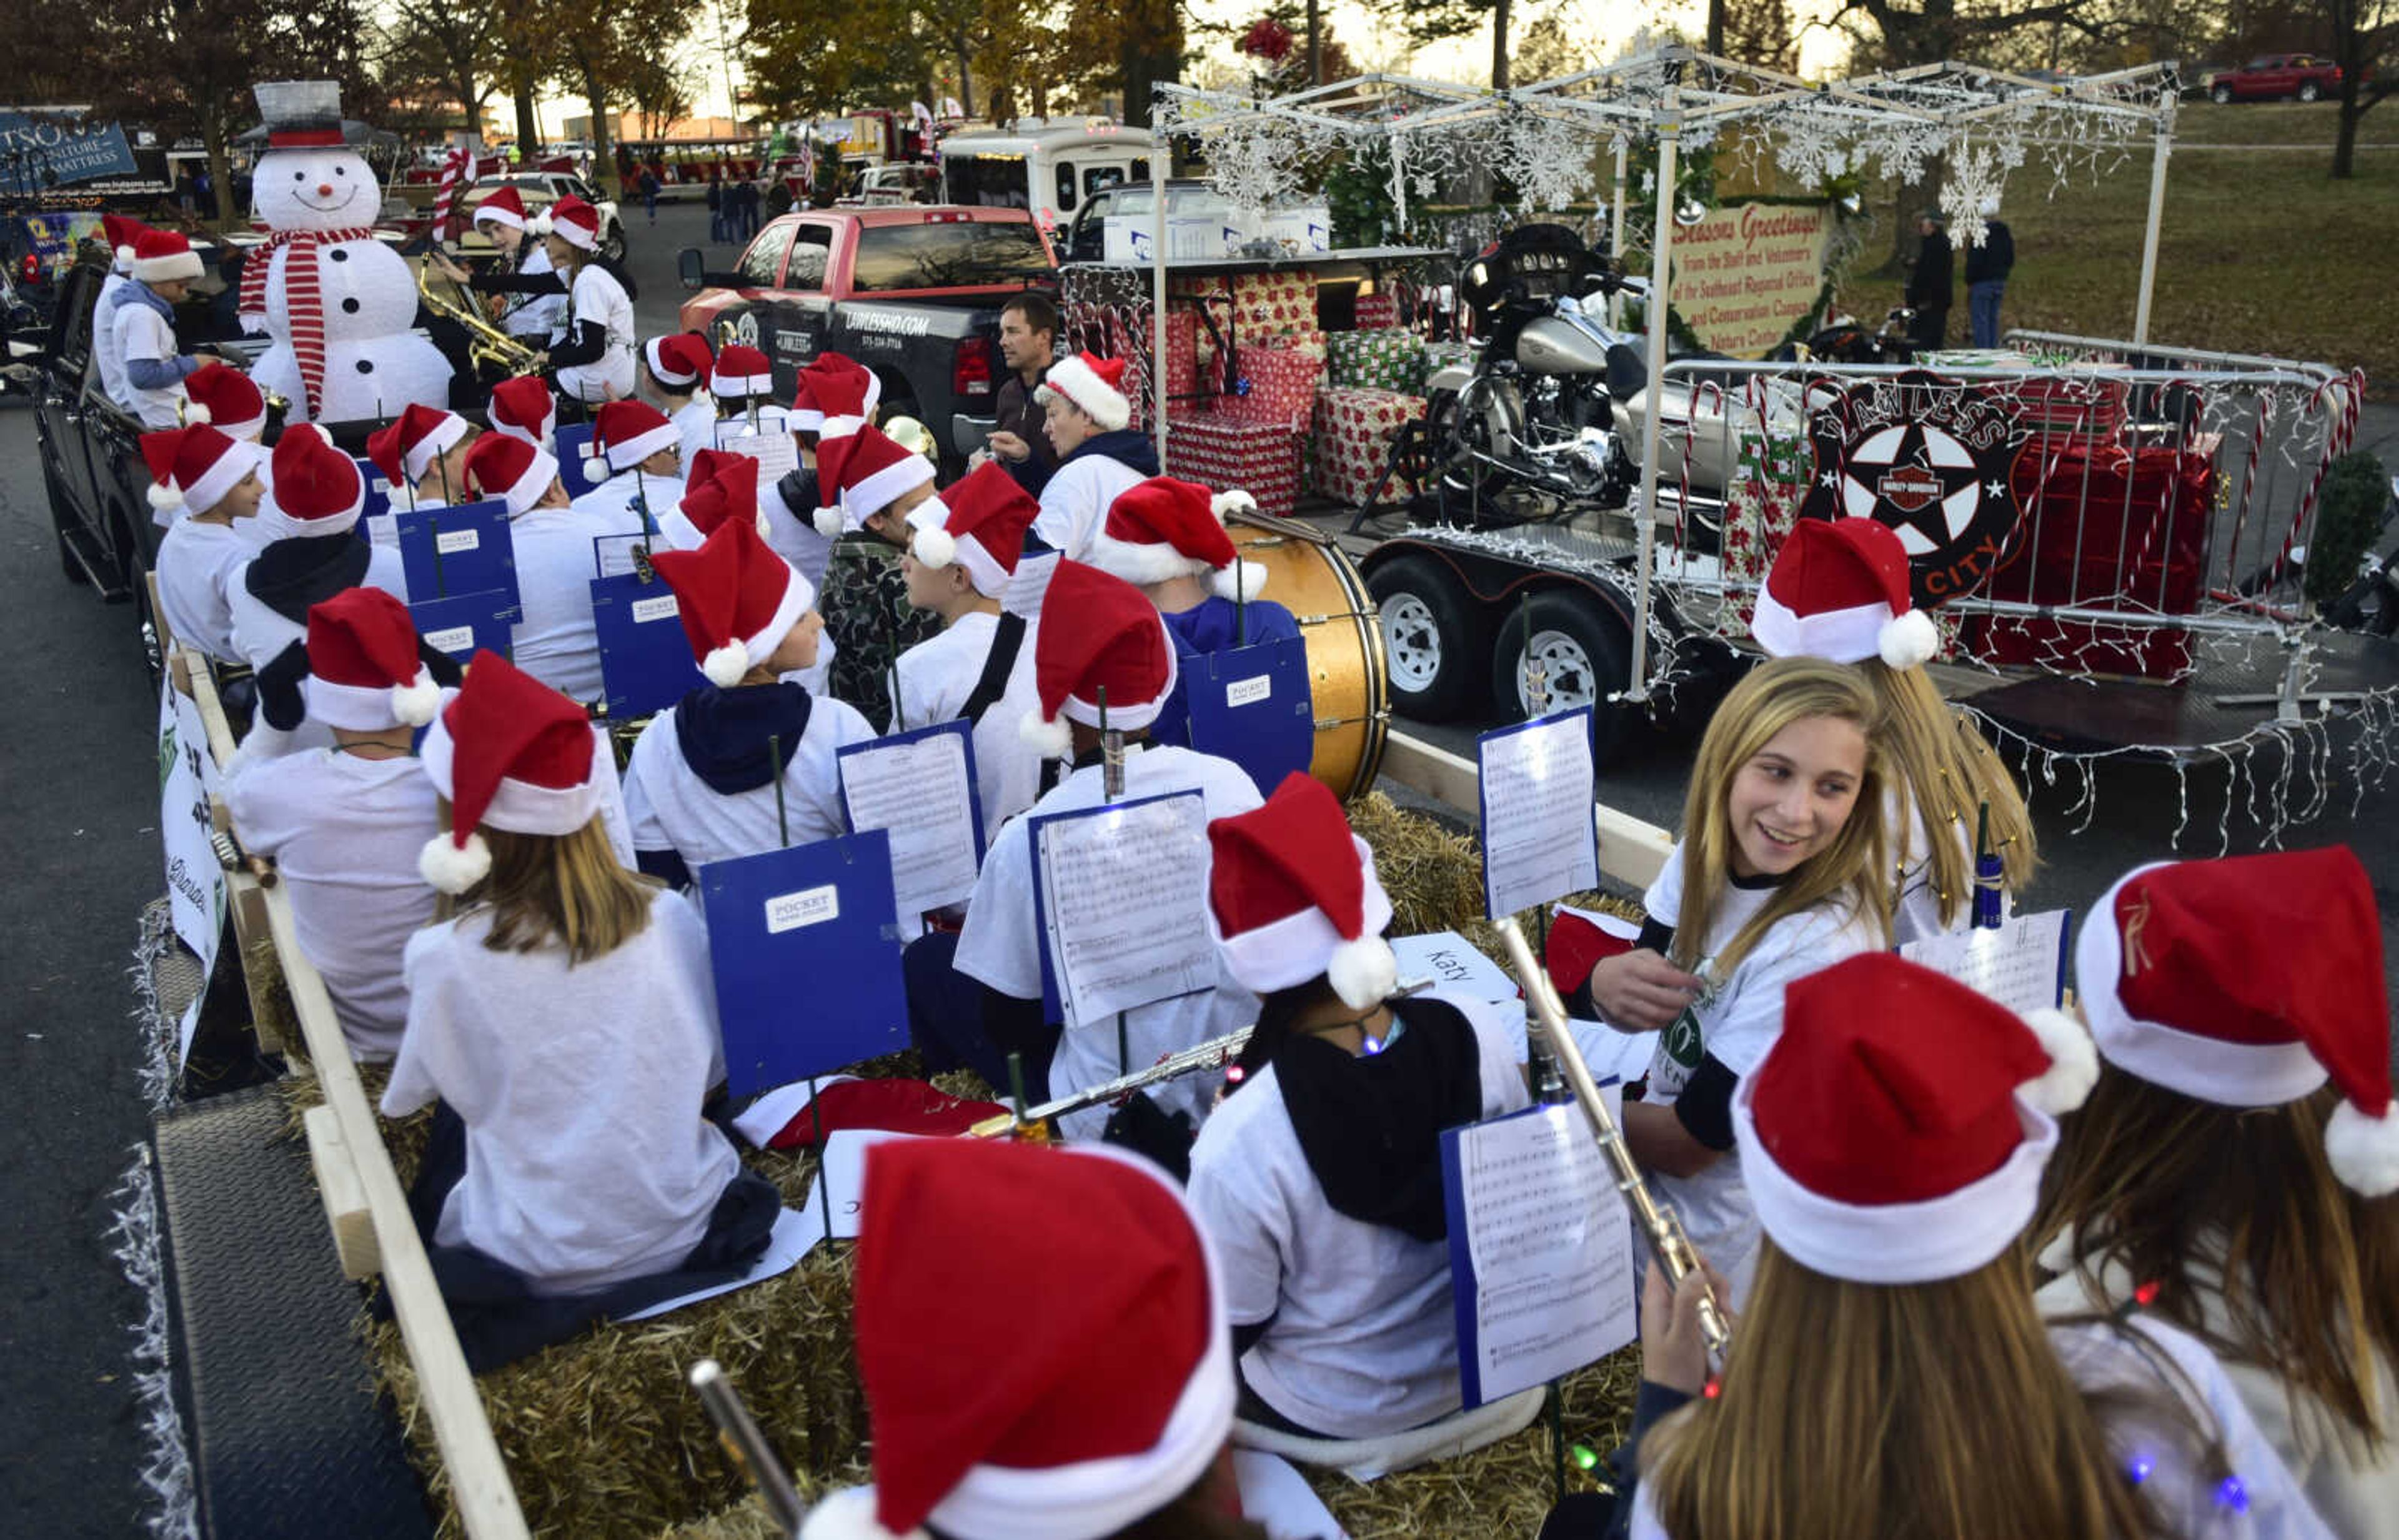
[1673,202,1829,358]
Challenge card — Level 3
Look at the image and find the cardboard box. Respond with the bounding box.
[1256,207,1333,254]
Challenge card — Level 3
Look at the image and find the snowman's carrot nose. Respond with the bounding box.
[318,184,334,197]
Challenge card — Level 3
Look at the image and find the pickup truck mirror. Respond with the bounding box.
[678,247,747,292]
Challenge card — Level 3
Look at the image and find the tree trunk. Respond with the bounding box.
[1307,0,1321,87]
[452,69,480,137]
[1491,0,1512,88]
[1707,0,1725,56]
[583,70,617,196]
[2334,79,2359,178]
[515,83,540,156]
[953,32,974,117]
[202,112,235,229]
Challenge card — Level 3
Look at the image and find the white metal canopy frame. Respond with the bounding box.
[1147,46,2181,696]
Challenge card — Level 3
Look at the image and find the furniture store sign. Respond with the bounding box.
[0,109,141,196]
[1673,202,1830,358]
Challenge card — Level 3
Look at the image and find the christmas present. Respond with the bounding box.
[1352,292,1401,329]
[1421,339,1477,382]
[1310,386,1426,507]
[1716,429,1812,635]
[1224,341,1324,434]
[1166,408,1304,520]
[1177,268,1319,337]
[1163,309,1223,397]
[1326,327,1425,394]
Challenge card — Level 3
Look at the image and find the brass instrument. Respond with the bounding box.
[881,414,936,460]
[1493,917,1732,1356]
[414,256,544,378]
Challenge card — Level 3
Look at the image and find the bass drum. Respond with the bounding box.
[1225,512,1391,802]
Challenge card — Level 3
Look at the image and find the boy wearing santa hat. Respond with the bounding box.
[572,398,687,528]
[147,423,268,664]
[226,427,410,678]
[708,343,789,433]
[637,332,718,468]
[1007,350,1161,620]
[365,402,480,511]
[461,431,640,704]
[94,214,147,413]
[485,374,557,452]
[116,229,211,428]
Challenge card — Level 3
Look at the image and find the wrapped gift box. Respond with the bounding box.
[1311,386,1426,507]
[1174,269,1318,338]
[1326,327,1425,393]
[1163,310,1224,397]
[1225,341,1324,433]
[1420,339,1477,382]
[1166,408,1304,520]
[1352,292,1401,329]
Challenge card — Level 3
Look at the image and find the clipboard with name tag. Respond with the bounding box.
[698,831,908,1096]
[589,572,705,718]
[552,422,608,499]
[409,589,522,663]
[1182,635,1314,795]
[395,498,520,607]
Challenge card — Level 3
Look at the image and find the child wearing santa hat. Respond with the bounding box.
[431,186,565,349]
[116,229,211,427]
[1187,773,1529,1440]
[179,359,271,442]
[708,343,790,434]
[462,430,642,704]
[575,398,687,527]
[222,587,457,1061]
[2034,848,2399,1536]
[657,451,765,553]
[748,359,869,591]
[146,423,268,665]
[1614,953,2326,1540]
[908,560,1263,1141]
[226,427,411,676]
[485,374,557,452]
[389,651,778,1370]
[94,213,147,414]
[365,402,479,511]
[1009,350,1161,621]
[534,196,635,405]
[637,331,718,467]
[814,419,943,725]
[618,519,874,889]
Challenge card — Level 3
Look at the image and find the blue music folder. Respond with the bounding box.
[553,422,607,499]
[1183,634,1314,795]
[410,589,522,664]
[395,499,520,607]
[698,830,908,1096]
[356,456,397,522]
[589,572,705,719]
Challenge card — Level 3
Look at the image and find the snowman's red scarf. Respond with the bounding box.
[237,226,380,420]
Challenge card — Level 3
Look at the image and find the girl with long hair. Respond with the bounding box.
[2035,848,2399,1534]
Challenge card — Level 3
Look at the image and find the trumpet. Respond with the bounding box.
[415,256,544,379]
[1493,917,1732,1357]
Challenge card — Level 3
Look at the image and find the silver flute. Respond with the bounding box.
[688,1358,805,1533]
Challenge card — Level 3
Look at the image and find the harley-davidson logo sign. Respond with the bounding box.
[1799,372,2026,607]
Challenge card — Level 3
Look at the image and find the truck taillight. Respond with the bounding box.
[953,336,995,397]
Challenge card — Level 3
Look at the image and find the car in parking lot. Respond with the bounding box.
[2203,54,2348,102]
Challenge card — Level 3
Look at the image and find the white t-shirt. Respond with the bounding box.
[224,748,440,1061]
[953,743,1264,1136]
[506,494,652,703]
[157,516,266,664]
[226,541,411,672]
[669,398,718,471]
[96,272,132,408]
[1187,992,1529,1439]
[758,467,835,594]
[1002,450,1150,620]
[500,242,565,340]
[620,693,877,873]
[381,888,742,1296]
[887,610,1045,835]
[1645,794,1968,946]
[555,262,637,404]
[116,299,190,428]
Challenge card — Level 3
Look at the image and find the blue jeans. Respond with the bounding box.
[1969,280,2007,348]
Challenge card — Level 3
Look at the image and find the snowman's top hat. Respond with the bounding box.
[247,81,375,149]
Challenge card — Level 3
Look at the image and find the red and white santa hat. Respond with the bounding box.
[464,431,560,518]
[472,185,528,232]
[1088,477,1268,602]
[1018,560,1178,757]
[141,424,259,515]
[418,650,608,892]
[1206,772,1399,1010]
[181,360,267,439]
[365,403,473,489]
[264,425,367,535]
[1736,953,2097,1284]
[792,352,881,435]
[592,399,680,475]
[648,517,815,688]
[816,422,933,540]
[303,585,444,730]
[645,331,715,392]
[660,454,762,552]
[486,375,555,450]
[131,229,204,286]
[1035,350,1132,434]
[710,343,775,400]
[1751,517,1939,669]
[102,214,147,272]
[908,460,1040,599]
[799,1137,1233,1540]
[536,194,603,252]
[2076,848,2397,1196]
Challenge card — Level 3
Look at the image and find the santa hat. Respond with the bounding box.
[463,431,560,518]
[660,455,762,552]
[593,399,679,475]
[182,360,267,440]
[365,403,472,489]
[1036,351,1132,434]
[792,352,881,434]
[102,214,147,272]
[1206,773,1398,1010]
[265,425,367,535]
[1751,517,1939,669]
[1736,953,2097,1284]
[1087,477,1268,602]
[131,229,203,285]
[645,332,715,392]
[908,460,1039,599]
[141,424,258,515]
[302,586,444,729]
[472,185,528,231]
[648,517,813,687]
[1018,561,1178,757]
[487,375,556,451]
[540,194,603,252]
[417,650,607,893]
[710,344,775,400]
[2076,849,2398,1196]
[800,1138,1233,1540]
[815,422,932,540]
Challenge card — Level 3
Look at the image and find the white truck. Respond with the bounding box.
[938,119,1156,234]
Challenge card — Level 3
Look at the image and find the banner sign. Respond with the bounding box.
[0,111,141,195]
[1674,201,1830,359]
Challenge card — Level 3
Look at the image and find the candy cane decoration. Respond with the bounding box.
[431,145,472,242]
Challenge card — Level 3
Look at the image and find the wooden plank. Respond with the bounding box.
[303,1104,380,1281]
[221,869,284,1057]
[1377,730,1674,892]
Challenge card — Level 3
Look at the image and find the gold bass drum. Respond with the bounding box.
[1225,511,1390,802]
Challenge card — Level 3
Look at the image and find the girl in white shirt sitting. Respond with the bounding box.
[1186,772,1530,1441]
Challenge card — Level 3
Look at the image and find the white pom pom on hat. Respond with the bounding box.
[185,402,212,425]
[813,505,846,540]
[2017,1007,2099,1115]
[1211,559,1270,604]
[1210,489,1258,522]
[913,525,957,569]
[419,829,493,895]
[147,479,184,511]
[1019,708,1073,758]
[1879,609,1940,669]
[2325,1101,2399,1198]
[702,643,750,688]
[1326,933,1400,1011]
[390,672,444,727]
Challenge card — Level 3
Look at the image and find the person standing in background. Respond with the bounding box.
[1905,209,1952,351]
[705,171,726,244]
[1965,197,2015,348]
[974,291,1061,495]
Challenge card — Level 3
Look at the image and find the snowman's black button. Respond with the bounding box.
[330,248,349,262]
[355,359,374,374]
[341,297,360,314]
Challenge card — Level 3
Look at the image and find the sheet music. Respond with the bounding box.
[1898,908,2071,1016]
[1447,1098,1638,1406]
[840,727,981,929]
[1479,710,1599,920]
[593,534,652,580]
[1035,793,1216,1030]
[617,1206,822,1321]
[714,424,802,484]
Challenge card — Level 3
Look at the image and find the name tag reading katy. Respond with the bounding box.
[1440,1098,1639,1408]
[589,572,705,718]
[1028,789,1214,1031]
[1183,635,1313,795]
[1899,908,2072,1015]
[1478,706,1600,920]
[409,590,522,664]
[395,498,519,607]
[699,830,908,1096]
[713,424,802,483]
[837,720,985,940]
[552,422,607,499]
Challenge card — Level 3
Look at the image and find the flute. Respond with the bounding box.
[1493,917,1731,1356]
[688,1358,806,1533]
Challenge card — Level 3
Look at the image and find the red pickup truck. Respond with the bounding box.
[2205,54,2347,103]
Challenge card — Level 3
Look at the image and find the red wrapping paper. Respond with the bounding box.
[1165,407,1303,519]
[1310,385,1426,507]
[1226,342,1325,433]
[1352,292,1400,329]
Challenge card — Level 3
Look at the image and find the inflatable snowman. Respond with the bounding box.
[240,81,452,425]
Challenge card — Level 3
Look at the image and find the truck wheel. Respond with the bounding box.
[1489,588,1639,767]
[1366,554,1489,722]
[2297,81,2321,102]
[2211,84,2233,104]
[602,221,629,262]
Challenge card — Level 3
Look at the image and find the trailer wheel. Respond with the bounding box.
[1366,554,1489,722]
[1491,588,1639,767]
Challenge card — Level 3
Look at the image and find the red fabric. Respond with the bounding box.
[685,447,744,492]
[547,194,602,246]
[819,422,928,520]
[1103,477,1238,568]
[594,399,674,460]
[1031,561,1173,723]
[649,519,797,664]
[1751,955,2048,1205]
[140,424,239,499]
[1765,516,1914,620]
[2111,849,2390,1116]
[1164,410,1302,520]
[799,352,874,422]
[1310,387,1424,507]
[465,432,543,504]
[1208,772,1368,940]
[269,427,365,523]
[677,455,760,540]
[184,360,264,427]
[487,375,553,437]
[935,460,1040,574]
[647,331,714,386]
[437,652,596,842]
[364,403,462,487]
[763,1078,1008,1148]
[1544,909,1636,1000]
[710,343,773,387]
[474,186,527,228]
[1353,293,1401,329]
[1224,343,1322,434]
[307,587,424,689]
[236,226,380,420]
[853,1138,1212,1535]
